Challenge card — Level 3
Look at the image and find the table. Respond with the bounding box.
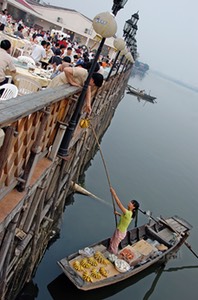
[0,32,32,56]
[0,32,25,55]
[6,64,51,88]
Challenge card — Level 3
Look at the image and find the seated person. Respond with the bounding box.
[73,54,79,65]
[41,41,54,69]
[48,65,103,114]
[14,25,24,39]
[31,40,47,64]
[0,39,16,86]
[48,51,71,79]
[60,44,67,58]
[48,48,62,67]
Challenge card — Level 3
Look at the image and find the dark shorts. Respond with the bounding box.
[0,24,5,31]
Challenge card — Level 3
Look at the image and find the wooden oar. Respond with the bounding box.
[159,216,198,259]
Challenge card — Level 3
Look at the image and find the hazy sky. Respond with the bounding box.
[48,0,198,87]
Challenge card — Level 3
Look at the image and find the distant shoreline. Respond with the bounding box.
[150,70,198,93]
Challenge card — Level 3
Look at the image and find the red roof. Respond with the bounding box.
[16,0,38,13]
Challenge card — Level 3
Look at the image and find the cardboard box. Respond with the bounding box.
[132,239,155,259]
[118,245,142,266]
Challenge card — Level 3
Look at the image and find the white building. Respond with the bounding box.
[1,0,117,58]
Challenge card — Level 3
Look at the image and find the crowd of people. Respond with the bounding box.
[0,8,122,112]
[0,8,114,73]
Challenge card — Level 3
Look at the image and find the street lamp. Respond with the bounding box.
[125,24,138,45]
[123,18,133,37]
[131,11,139,25]
[106,37,126,81]
[121,50,131,73]
[58,12,117,157]
[114,47,128,75]
[113,37,126,50]
[107,16,137,80]
[115,13,139,75]
[123,52,134,72]
[112,0,128,16]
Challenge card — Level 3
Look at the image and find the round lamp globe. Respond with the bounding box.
[113,37,125,51]
[93,12,117,38]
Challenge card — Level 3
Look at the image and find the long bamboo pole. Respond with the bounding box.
[91,125,118,227]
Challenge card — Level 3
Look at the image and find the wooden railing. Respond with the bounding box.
[0,85,81,200]
[0,70,130,201]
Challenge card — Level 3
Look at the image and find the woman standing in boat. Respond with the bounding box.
[108,187,139,255]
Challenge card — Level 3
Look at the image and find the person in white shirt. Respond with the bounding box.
[63,47,74,63]
[0,9,8,31]
[0,39,16,86]
[31,40,47,64]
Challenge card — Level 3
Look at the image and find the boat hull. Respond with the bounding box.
[57,216,192,291]
[126,85,157,102]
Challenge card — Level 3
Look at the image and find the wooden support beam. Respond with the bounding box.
[0,126,15,178]
[17,108,51,191]
[22,186,45,233]
[0,212,20,296]
[48,123,67,161]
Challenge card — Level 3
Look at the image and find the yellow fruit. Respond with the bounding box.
[80,258,91,268]
[88,257,98,266]
[79,118,90,128]
[91,268,102,279]
[99,267,108,277]
[72,260,84,271]
[82,271,93,282]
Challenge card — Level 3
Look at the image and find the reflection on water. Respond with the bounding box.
[47,261,198,300]
[20,72,198,300]
[47,264,163,300]
[16,281,39,300]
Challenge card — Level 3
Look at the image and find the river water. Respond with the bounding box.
[17,72,198,300]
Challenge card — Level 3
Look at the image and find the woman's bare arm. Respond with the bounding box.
[110,187,126,214]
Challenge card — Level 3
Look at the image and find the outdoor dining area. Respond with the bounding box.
[0,31,53,101]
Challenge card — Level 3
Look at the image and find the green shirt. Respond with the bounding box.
[117,210,133,233]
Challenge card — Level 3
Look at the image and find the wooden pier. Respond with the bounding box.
[0,69,131,299]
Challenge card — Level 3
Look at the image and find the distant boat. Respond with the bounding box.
[126,85,157,103]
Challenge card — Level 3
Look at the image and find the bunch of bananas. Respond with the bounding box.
[94,251,110,265]
[72,260,84,271]
[99,267,108,277]
[79,118,90,128]
[82,271,93,282]
[88,256,98,266]
[80,258,92,269]
[91,268,102,279]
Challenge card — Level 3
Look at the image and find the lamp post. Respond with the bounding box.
[107,11,139,79]
[115,47,128,75]
[121,50,131,73]
[58,5,128,157]
[106,37,126,81]
[123,52,134,72]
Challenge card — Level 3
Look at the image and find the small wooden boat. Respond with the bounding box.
[126,85,157,102]
[57,215,192,291]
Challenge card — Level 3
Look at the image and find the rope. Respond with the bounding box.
[91,125,118,227]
